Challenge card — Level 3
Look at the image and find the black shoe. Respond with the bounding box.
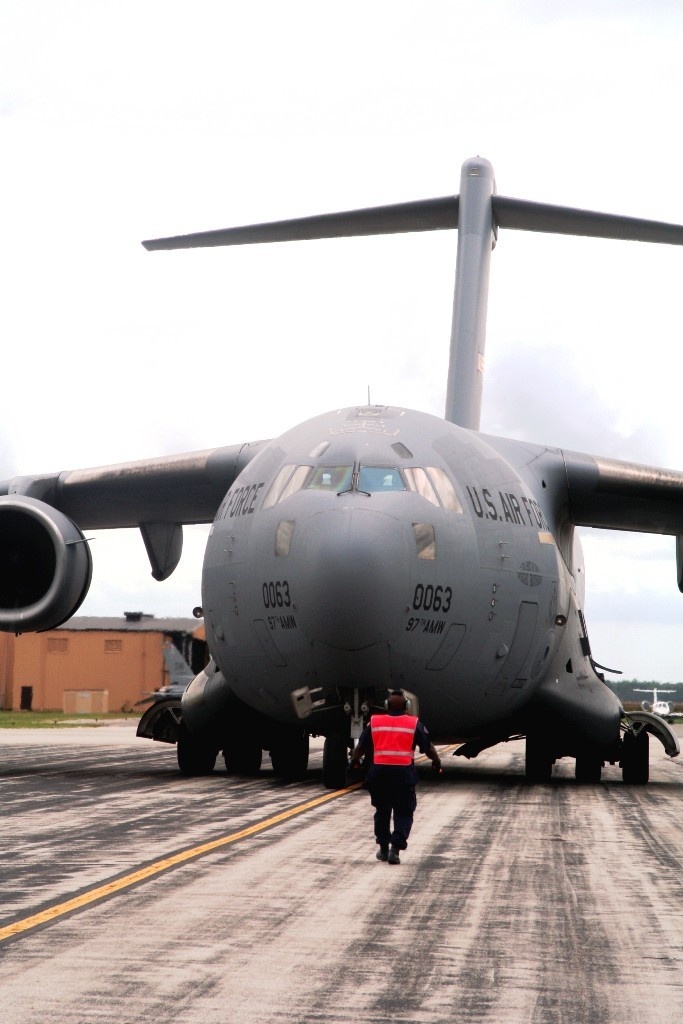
[376,846,389,861]
[388,847,401,864]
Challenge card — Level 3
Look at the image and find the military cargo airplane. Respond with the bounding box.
[2,157,683,787]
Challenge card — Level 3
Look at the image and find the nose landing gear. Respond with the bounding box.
[323,689,369,789]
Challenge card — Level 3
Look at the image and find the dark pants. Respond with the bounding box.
[366,765,418,851]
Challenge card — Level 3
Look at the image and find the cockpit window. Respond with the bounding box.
[404,467,439,506]
[403,465,464,512]
[358,466,406,492]
[262,464,313,509]
[278,465,313,502]
[263,461,462,513]
[262,464,297,510]
[305,465,353,491]
[426,467,463,513]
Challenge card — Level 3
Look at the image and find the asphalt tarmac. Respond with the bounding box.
[1,726,683,1023]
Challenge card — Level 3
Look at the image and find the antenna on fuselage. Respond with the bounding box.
[143,160,683,431]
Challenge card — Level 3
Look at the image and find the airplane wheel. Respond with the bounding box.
[270,729,309,781]
[575,754,602,783]
[525,734,553,783]
[322,733,348,789]
[622,730,649,785]
[224,737,262,776]
[177,722,217,776]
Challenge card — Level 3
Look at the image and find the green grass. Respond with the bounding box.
[0,710,138,728]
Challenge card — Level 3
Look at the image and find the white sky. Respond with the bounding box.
[2,0,683,679]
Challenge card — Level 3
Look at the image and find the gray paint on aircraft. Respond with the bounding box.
[3,157,683,782]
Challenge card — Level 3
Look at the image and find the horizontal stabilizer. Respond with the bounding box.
[142,197,459,250]
[492,196,683,245]
[142,156,683,430]
[143,193,683,252]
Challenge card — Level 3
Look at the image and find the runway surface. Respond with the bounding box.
[1,725,683,1023]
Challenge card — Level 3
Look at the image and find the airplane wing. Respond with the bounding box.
[562,449,683,595]
[485,434,683,588]
[562,450,683,535]
[0,442,266,530]
[0,441,267,632]
[483,433,683,536]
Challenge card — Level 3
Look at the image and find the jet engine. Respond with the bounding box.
[640,701,653,712]
[0,495,92,632]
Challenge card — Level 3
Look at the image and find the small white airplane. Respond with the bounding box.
[633,688,680,720]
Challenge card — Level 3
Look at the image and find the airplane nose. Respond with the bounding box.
[296,507,409,649]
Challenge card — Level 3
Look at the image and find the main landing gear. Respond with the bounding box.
[525,733,646,785]
[179,723,311,780]
[525,741,606,785]
[269,727,309,781]
[524,719,659,785]
[524,733,554,783]
[223,735,263,776]
[575,751,603,784]
[619,710,678,785]
[621,728,649,785]
[177,722,218,776]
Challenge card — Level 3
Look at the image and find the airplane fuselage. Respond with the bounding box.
[199,404,619,750]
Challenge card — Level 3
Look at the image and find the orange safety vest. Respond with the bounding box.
[371,713,419,765]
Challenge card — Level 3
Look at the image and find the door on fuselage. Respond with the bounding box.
[485,600,538,695]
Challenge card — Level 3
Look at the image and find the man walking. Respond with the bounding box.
[350,690,442,864]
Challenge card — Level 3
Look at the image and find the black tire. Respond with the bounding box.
[575,753,602,783]
[525,734,553,783]
[323,733,349,790]
[177,722,217,776]
[622,730,649,785]
[270,729,309,781]
[224,737,262,776]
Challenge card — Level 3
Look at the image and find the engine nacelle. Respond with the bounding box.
[0,495,92,632]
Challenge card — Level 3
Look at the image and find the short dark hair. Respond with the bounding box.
[387,691,408,711]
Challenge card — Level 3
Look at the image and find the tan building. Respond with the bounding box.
[0,613,205,713]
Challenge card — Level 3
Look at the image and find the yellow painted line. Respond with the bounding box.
[0,744,456,944]
[0,781,363,943]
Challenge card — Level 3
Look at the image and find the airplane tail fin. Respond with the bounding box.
[143,160,683,430]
